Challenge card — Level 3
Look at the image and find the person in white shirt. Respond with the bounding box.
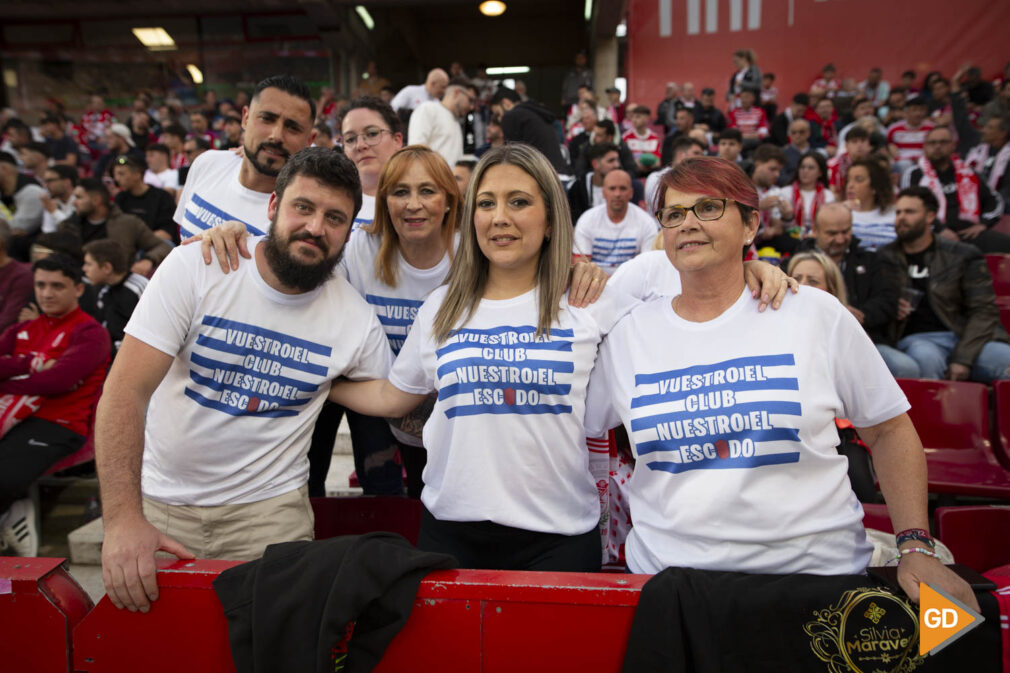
[843,157,896,251]
[408,79,477,168]
[174,75,317,240]
[573,170,658,274]
[39,165,76,234]
[390,69,450,112]
[143,143,180,195]
[339,97,405,231]
[97,148,392,613]
[584,155,978,614]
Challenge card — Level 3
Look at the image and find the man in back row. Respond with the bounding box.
[175,75,317,240]
[98,148,392,613]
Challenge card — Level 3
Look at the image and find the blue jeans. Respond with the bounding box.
[877,332,1010,383]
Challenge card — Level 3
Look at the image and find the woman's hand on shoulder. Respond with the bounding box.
[742,260,799,312]
[181,220,251,273]
[569,260,608,308]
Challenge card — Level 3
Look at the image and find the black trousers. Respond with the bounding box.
[307,402,404,497]
[417,506,601,572]
[0,417,84,513]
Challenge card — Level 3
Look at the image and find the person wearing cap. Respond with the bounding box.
[693,87,727,134]
[605,86,625,128]
[112,155,178,244]
[886,95,934,169]
[94,123,143,181]
[58,178,171,276]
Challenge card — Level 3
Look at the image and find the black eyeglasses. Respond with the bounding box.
[655,198,734,229]
[342,128,392,148]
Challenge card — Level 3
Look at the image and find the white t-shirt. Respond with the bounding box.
[390,84,435,112]
[174,150,271,240]
[353,193,376,232]
[145,168,180,192]
[851,207,897,251]
[126,238,392,506]
[586,287,908,575]
[573,204,659,275]
[408,101,463,168]
[778,184,836,235]
[389,284,634,534]
[644,167,670,213]
[608,249,683,302]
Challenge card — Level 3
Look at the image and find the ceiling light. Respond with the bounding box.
[480,1,507,17]
[486,66,530,75]
[616,20,627,37]
[585,0,594,21]
[187,64,204,85]
[132,27,177,51]
[355,6,375,30]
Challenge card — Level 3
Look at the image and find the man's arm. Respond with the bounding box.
[951,251,1004,368]
[153,189,179,242]
[0,321,109,395]
[11,187,45,235]
[851,254,900,331]
[129,217,173,268]
[97,335,192,613]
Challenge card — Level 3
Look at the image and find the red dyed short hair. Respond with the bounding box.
[656,156,759,216]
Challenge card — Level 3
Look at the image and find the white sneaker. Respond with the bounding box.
[1,499,38,557]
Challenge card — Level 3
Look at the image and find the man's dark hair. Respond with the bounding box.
[1,119,30,136]
[187,136,212,152]
[455,159,476,171]
[901,70,916,80]
[23,141,50,158]
[146,143,170,159]
[83,239,129,275]
[33,253,83,284]
[587,142,619,163]
[845,126,871,143]
[763,72,776,82]
[274,147,362,224]
[630,105,651,116]
[336,96,403,137]
[792,92,810,106]
[113,154,145,173]
[79,177,111,201]
[34,232,84,265]
[47,164,78,186]
[717,128,743,144]
[670,136,703,159]
[932,77,950,89]
[253,75,316,121]
[897,186,939,214]
[753,143,786,166]
[490,87,522,106]
[851,96,871,110]
[0,152,16,167]
[162,123,187,141]
[41,115,63,127]
[597,119,616,137]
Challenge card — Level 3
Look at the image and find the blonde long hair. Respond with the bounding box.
[432,144,573,343]
[366,145,459,287]
[787,251,848,305]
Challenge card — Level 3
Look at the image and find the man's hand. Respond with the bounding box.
[743,260,798,311]
[568,261,608,308]
[939,228,960,243]
[101,515,193,613]
[847,305,866,324]
[18,303,39,322]
[182,220,251,273]
[946,362,971,381]
[896,552,980,613]
[957,224,986,240]
[758,195,780,211]
[131,258,154,277]
[39,193,57,213]
[896,297,913,321]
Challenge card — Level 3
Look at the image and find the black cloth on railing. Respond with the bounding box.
[213,532,456,673]
[622,566,1000,673]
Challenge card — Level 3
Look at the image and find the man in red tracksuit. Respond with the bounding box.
[0,254,109,556]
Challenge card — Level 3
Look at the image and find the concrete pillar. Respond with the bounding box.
[593,36,619,98]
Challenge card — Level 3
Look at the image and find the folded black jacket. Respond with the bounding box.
[213,532,456,673]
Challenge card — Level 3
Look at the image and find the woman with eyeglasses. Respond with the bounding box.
[585,156,977,610]
[338,97,405,230]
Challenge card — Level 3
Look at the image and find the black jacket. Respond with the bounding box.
[500,101,571,174]
[213,532,456,673]
[797,235,898,343]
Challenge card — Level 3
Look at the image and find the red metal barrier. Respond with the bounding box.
[0,557,93,673]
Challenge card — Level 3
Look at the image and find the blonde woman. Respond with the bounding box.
[786,250,848,305]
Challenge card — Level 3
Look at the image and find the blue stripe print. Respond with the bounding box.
[631,378,799,408]
[195,335,329,376]
[189,352,319,392]
[445,403,573,418]
[200,316,332,355]
[630,401,802,432]
[636,428,801,455]
[436,357,575,380]
[646,451,800,474]
[437,380,571,401]
[436,338,573,356]
[190,193,264,236]
[188,371,313,407]
[184,388,298,417]
[635,354,796,385]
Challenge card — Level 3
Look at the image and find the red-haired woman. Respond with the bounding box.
[586,156,977,610]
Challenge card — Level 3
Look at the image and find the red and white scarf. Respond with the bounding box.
[965,142,1010,191]
[792,182,827,236]
[916,155,981,224]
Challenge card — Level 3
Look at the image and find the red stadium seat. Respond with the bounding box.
[1000,308,1010,333]
[985,254,1010,299]
[896,378,1010,499]
[993,381,1010,471]
[935,506,1010,573]
[861,503,892,533]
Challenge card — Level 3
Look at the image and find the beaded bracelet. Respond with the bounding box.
[892,547,941,565]
[895,528,936,549]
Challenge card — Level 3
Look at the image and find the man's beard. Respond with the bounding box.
[244,141,290,178]
[263,222,343,292]
[895,217,929,244]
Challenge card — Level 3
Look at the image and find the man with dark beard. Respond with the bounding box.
[96,148,392,613]
[174,75,317,241]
